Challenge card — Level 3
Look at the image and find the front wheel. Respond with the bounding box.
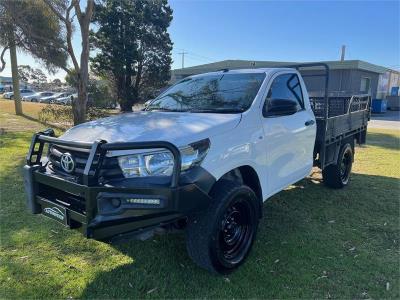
[185,180,259,274]
[322,143,354,188]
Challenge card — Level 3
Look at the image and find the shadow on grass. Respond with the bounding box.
[78,173,399,299]
[21,113,66,131]
[366,131,400,151]
[1,132,399,298]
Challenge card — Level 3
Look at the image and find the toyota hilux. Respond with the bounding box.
[24,64,370,274]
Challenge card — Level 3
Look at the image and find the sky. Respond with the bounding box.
[1,0,399,81]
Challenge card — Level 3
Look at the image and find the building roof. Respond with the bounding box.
[0,76,13,83]
[172,59,389,77]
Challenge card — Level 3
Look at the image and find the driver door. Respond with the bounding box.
[261,72,316,195]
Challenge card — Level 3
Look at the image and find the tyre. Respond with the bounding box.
[322,143,354,188]
[10,95,13,100]
[185,180,260,274]
[31,98,37,102]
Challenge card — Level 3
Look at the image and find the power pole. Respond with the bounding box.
[340,45,346,61]
[178,50,188,69]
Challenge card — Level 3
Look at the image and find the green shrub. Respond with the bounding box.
[38,104,111,128]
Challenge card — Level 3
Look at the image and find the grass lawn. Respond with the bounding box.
[0,98,120,132]
[0,99,50,132]
[0,106,399,299]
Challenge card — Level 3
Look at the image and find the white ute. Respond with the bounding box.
[24,64,370,274]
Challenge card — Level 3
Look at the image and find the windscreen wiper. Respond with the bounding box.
[189,108,245,114]
[146,107,190,112]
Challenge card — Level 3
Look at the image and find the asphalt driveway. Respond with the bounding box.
[369,110,400,130]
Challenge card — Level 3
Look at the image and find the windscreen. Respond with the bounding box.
[146,73,266,113]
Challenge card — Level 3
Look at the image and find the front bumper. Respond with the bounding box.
[23,130,215,240]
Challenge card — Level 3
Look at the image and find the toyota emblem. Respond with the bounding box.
[60,153,75,173]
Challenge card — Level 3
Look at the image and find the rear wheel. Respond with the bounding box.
[185,180,259,274]
[322,143,353,188]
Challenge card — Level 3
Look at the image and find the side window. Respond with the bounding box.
[264,73,304,115]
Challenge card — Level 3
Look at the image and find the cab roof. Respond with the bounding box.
[189,67,295,78]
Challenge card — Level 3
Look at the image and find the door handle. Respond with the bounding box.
[305,120,315,126]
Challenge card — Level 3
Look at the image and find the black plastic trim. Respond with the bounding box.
[24,157,216,240]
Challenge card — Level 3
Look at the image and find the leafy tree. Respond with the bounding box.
[0,0,67,115]
[31,69,47,86]
[43,0,94,125]
[65,70,115,108]
[18,65,48,87]
[0,1,67,72]
[88,79,115,109]
[64,68,78,88]
[52,78,62,87]
[18,65,33,83]
[91,0,173,112]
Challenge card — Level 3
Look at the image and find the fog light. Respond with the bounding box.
[111,198,121,207]
[125,198,161,205]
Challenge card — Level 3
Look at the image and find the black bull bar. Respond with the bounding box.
[26,128,182,187]
[23,129,214,240]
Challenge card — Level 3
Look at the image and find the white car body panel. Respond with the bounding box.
[60,111,241,146]
[38,92,71,103]
[4,89,35,99]
[57,93,77,104]
[37,92,56,102]
[22,93,40,101]
[59,68,317,201]
[259,70,316,195]
[51,93,72,103]
[23,92,53,101]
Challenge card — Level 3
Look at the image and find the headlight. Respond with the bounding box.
[144,151,174,176]
[117,139,210,178]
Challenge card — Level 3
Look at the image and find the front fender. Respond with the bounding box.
[201,126,268,200]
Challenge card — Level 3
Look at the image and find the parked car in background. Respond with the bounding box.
[57,93,77,105]
[23,91,55,102]
[3,89,36,99]
[42,92,72,104]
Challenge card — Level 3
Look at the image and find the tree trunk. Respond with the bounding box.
[73,26,90,125]
[73,76,88,124]
[120,99,133,112]
[71,0,94,125]
[9,33,22,116]
[74,26,89,125]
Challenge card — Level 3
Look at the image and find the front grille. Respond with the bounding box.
[48,145,122,182]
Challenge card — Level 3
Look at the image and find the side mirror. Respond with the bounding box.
[264,98,299,117]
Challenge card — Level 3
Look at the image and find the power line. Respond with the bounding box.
[174,48,216,64]
[185,53,213,63]
[186,51,215,62]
